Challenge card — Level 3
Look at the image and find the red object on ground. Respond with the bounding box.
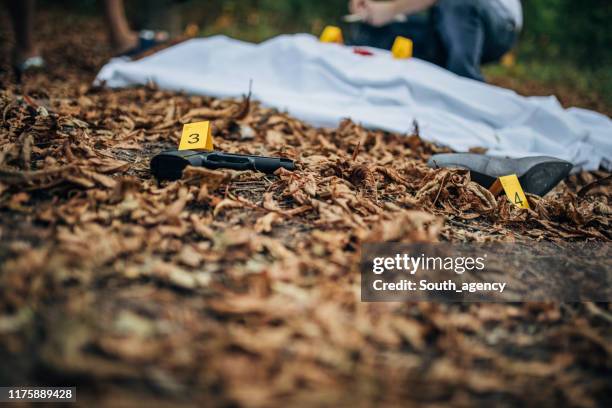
[353,48,374,56]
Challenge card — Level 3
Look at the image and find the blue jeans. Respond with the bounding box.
[347,0,519,81]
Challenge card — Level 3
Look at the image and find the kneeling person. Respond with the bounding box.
[348,0,522,81]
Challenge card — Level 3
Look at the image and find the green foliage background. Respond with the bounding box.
[520,0,611,67]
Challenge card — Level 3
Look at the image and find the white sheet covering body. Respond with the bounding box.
[96,34,611,170]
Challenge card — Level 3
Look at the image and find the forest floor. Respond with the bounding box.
[0,11,611,408]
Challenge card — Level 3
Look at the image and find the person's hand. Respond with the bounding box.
[349,0,367,15]
[350,0,400,27]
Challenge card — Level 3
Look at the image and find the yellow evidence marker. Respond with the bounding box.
[320,26,343,44]
[184,23,199,38]
[489,174,530,209]
[178,121,214,151]
[500,52,516,68]
[391,36,413,59]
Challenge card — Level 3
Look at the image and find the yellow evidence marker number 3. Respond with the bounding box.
[178,121,214,151]
[490,174,530,209]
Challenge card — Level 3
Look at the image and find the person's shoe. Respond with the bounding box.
[427,153,573,196]
[116,30,170,59]
[13,55,46,82]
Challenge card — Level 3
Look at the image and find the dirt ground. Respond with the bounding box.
[1,11,611,408]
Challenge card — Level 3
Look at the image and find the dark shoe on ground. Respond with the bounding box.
[117,30,170,59]
[427,153,573,196]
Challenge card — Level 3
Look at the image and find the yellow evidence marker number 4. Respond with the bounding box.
[178,121,214,151]
[490,174,530,209]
